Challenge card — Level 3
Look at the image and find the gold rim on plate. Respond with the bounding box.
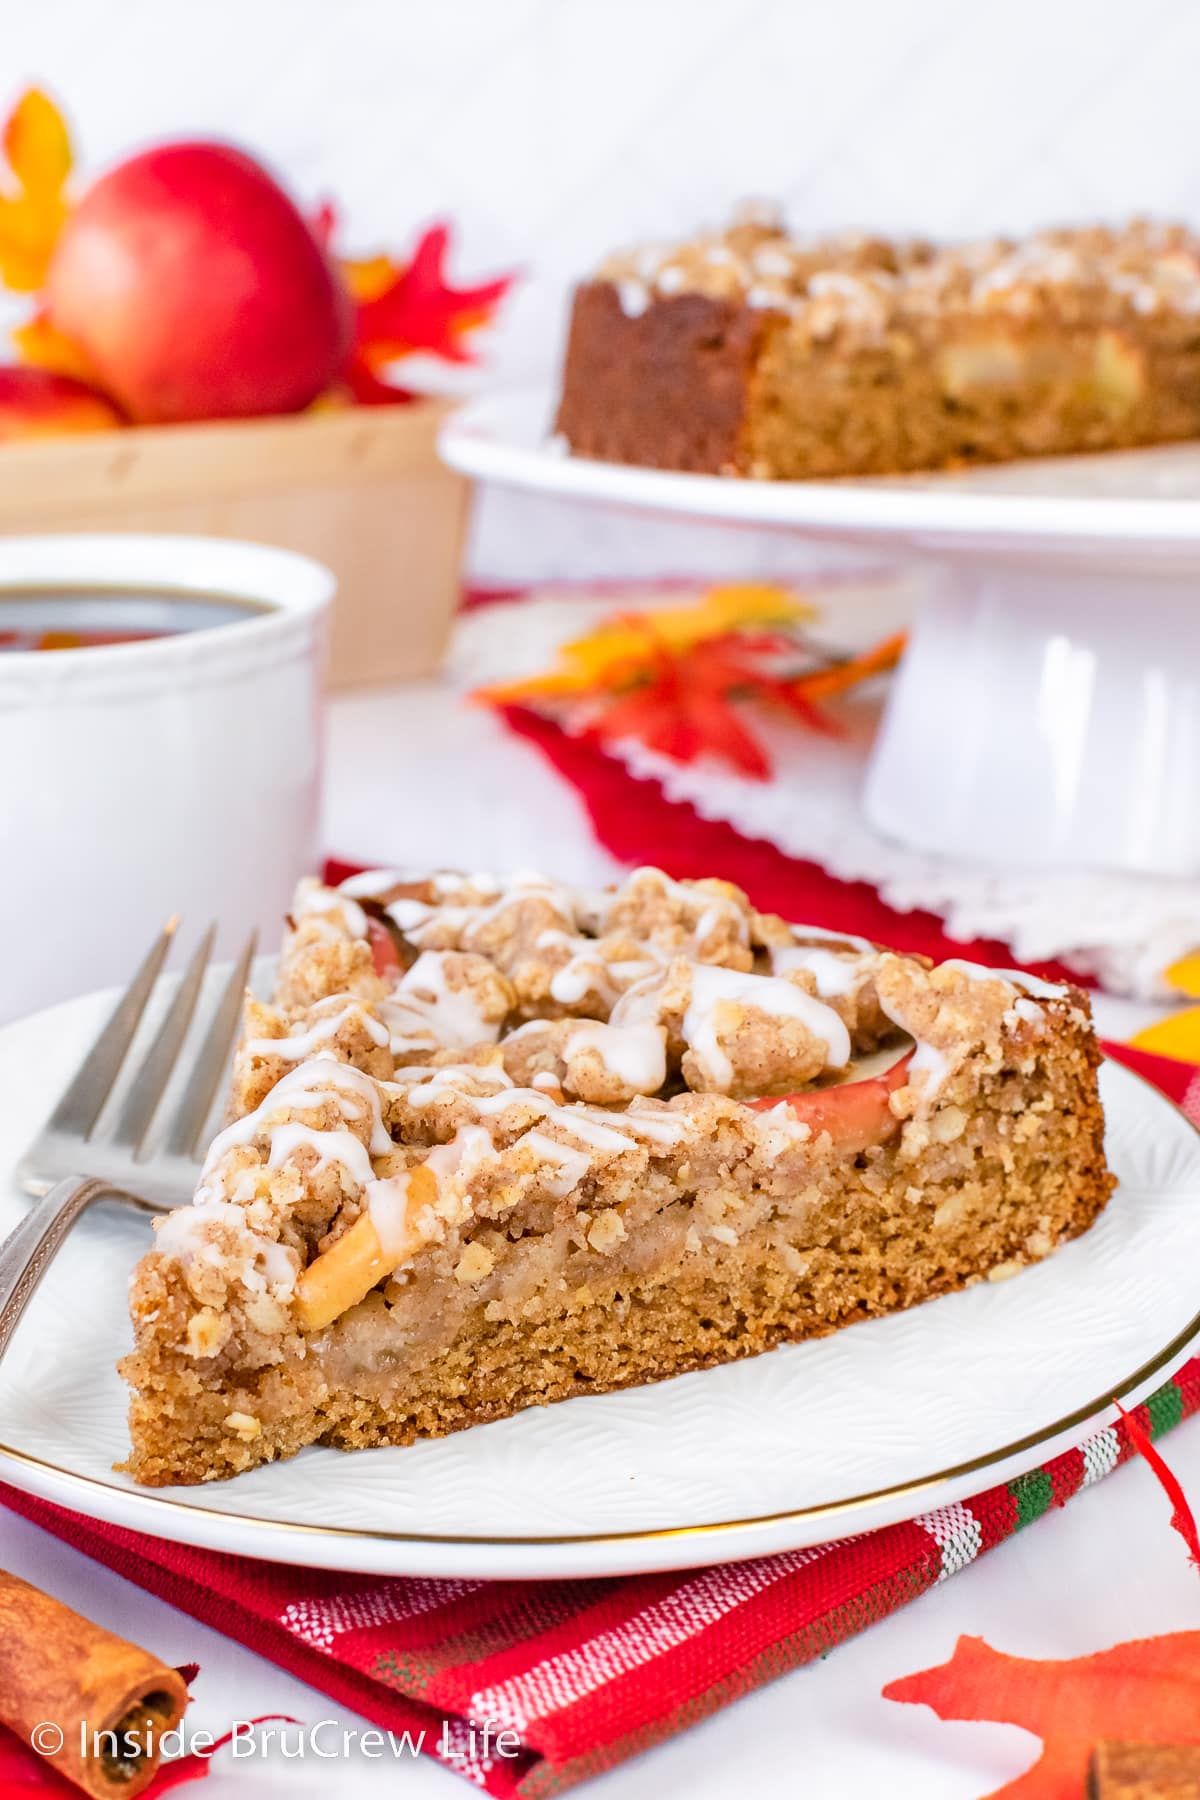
[0,1060,1194,1555]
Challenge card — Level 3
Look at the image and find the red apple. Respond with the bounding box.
[366,916,403,979]
[745,1048,915,1153]
[0,366,122,440]
[45,143,352,423]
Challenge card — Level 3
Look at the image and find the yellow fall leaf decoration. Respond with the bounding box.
[1127,949,1200,1063]
[0,88,72,292]
[480,583,816,704]
[1164,952,1200,999]
[1129,1007,1200,1064]
[342,253,398,304]
[11,307,94,380]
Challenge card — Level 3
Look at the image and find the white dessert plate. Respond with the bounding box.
[1,978,1198,1579]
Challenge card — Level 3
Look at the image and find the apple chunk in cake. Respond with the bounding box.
[121,867,1113,1485]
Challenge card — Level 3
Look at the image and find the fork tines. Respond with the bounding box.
[28,923,256,1185]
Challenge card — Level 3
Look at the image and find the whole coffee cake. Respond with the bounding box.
[556,215,1200,477]
[121,867,1113,1485]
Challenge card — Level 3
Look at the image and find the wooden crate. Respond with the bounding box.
[0,399,470,685]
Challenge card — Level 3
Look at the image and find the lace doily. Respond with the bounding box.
[453,588,1200,998]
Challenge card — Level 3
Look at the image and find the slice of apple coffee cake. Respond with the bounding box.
[121,867,1113,1484]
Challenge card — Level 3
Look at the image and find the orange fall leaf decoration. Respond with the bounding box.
[885,1632,1200,1799]
[477,587,905,780]
[0,88,72,291]
[797,630,907,702]
[11,306,98,382]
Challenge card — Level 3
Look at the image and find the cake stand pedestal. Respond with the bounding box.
[441,389,1200,877]
[864,552,1200,875]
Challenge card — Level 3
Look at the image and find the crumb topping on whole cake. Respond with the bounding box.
[597,216,1200,345]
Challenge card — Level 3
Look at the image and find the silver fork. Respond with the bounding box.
[0,922,256,1360]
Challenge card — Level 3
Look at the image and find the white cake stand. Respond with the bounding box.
[441,388,1200,878]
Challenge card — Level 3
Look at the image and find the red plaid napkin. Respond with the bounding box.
[7,767,1198,1795]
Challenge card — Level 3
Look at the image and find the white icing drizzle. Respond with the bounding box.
[619,1107,688,1145]
[942,959,1069,1001]
[681,964,852,1090]
[521,1132,593,1198]
[367,1126,496,1266]
[394,1060,512,1090]
[908,1039,951,1097]
[266,1123,377,1186]
[400,1060,688,1162]
[547,939,662,1008]
[380,952,504,1055]
[241,1001,389,1063]
[550,952,609,1006]
[386,898,437,932]
[154,1200,298,1292]
[565,1021,667,1093]
[770,945,867,999]
[436,870,502,898]
[617,277,649,317]
[337,867,412,899]
[573,888,615,934]
[366,1172,418,1262]
[549,1108,633,1152]
[787,922,873,953]
[290,879,368,941]
[625,867,749,950]
[425,1124,495,1179]
[200,1055,393,1186]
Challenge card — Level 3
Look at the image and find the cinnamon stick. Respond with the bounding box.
[1089,1740,1200,1798]
[0,1569,189,1799]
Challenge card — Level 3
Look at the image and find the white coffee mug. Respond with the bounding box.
[0,534,334,1022]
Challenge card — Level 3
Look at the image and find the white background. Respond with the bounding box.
[5,0,1200,576]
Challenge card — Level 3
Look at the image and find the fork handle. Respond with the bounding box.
[0,1177,117,1361]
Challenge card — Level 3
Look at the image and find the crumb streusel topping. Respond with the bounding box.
[596,217,1200,346]
[150,865,1079,1347]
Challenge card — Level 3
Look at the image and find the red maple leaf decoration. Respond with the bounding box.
[885,1632,1200,1798]
[584,629,839,781]
[343,221,514,404]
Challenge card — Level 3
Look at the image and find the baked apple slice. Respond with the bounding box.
[745,1046,914,1153]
